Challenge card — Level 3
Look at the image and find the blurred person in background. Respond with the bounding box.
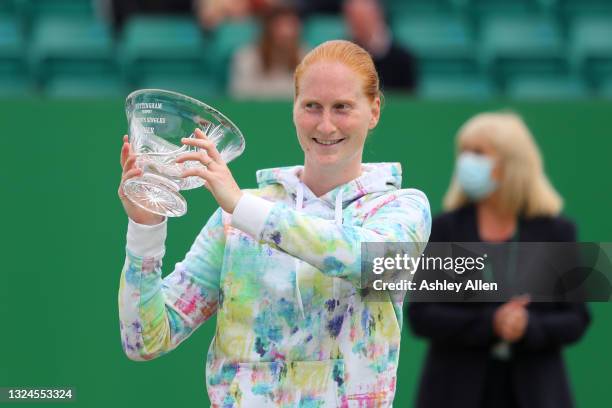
[194,0,286,31]
[100,0,283,32]
[195,0,251,30]
[229,4,306,99]
[407,112,591,408]
[195,0,288,31]
[343,0,417,93]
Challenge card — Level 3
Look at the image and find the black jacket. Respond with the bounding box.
[372,40,418,93]
[406,205,591,408]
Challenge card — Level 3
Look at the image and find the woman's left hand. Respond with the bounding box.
[177,128,243,213]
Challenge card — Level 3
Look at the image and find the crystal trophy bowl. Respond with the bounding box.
[122,89,245,217]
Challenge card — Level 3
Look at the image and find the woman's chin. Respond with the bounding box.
[309,155,341,167]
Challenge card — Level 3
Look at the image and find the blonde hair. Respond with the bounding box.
[443,112,563,218]
[294,40,381,102]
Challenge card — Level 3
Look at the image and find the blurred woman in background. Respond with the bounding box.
[407,112,591,408]
[195,0,284,30]
[229,4,306,99]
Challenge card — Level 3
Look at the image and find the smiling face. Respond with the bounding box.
[293,61,380,170]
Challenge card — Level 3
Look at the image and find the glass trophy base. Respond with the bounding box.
[122,174,187,217]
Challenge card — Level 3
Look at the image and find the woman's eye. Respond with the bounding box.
[305,102,319,110]
[334,104,349,111]
[463,147,483,155]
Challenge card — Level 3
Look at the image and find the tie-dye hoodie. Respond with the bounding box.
[119,162,431,407]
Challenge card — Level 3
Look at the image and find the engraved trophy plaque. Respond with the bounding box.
[122,89,245,217]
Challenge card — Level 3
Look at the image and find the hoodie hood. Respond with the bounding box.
[255,162,403,208]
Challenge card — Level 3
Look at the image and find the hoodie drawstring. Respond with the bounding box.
[294,183,305,319]
[295,181,306,319]
[294,183,343,319]
[335,189,344,226]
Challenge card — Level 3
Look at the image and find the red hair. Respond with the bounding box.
[294,40,381,102]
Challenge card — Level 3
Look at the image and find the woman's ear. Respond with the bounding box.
[368,96,381,129]
[292,98,299,125]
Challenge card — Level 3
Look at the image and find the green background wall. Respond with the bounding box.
[1,98,610,407]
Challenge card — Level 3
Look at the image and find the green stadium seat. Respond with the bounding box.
[446,0,558,15]
[445,0,470,10]
[561,0,612,15]
[0,1,17,15]
[568,16,612,86]
[384,0,444,14]
[419,73,495,99]
[29,16,116,87]
[393,14,478,76]
[0,78,30,96]
[480,15,567,86]
[304,15,348,48]
[506,75,589,99]
[15,0,95,33]
[471,0,535,14]
[120,16,208,87]
[537,0,559,9]
[43,76,126,98]
[16,0,94,17]
[599,77,612,98]
[0,15,28,95]
[209,18,259,89]
[0,16,24,72]
[138,75,221,99]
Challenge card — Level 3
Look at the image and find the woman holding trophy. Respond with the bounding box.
[118,40,430,407]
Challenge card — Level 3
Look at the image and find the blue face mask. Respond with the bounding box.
[456,152,498,200]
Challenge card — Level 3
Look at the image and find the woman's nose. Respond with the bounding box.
[316,111,337,135]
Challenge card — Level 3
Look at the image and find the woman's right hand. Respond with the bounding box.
[493,296,530,342]
[118,135,165,225]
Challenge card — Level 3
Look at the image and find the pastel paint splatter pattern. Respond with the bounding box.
[118,163,431,407]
